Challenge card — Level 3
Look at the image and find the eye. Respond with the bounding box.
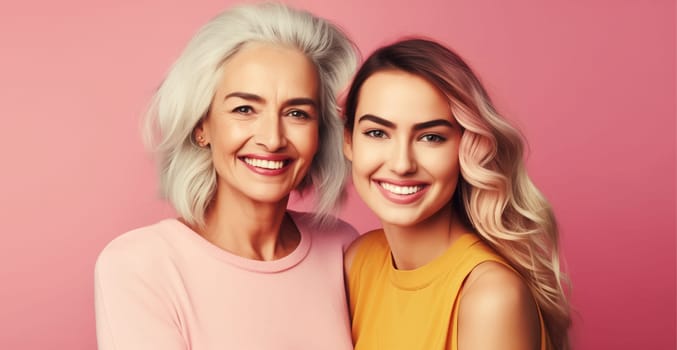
[286,110,311,119]
[232,106,254,114]
[364,129,388,139]
[419,134,446,143]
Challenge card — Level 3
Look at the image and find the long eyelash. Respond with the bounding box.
[420,134,446,142]
[364,129,387,138]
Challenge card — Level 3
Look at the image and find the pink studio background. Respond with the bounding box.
[0,0,674,349]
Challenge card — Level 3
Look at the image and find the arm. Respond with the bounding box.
[456,262,541,350]
[95,246,187,350]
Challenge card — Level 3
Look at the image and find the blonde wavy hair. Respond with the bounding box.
[344,38,571,349]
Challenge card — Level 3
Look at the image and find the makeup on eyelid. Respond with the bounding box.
[345,69,462,227]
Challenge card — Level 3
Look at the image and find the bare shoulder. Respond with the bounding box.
[457,261,541,350]
[343,230,381,275]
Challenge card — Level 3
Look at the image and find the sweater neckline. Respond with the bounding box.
[167,210,311,273]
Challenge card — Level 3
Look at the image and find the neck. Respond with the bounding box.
[193,187,299,261]
[382,203,468,270]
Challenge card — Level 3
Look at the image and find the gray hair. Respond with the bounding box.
[144,3,358,227]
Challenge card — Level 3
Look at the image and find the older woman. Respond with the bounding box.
[95,4,358,349]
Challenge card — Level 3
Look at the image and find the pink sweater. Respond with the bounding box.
[95,211,357,350]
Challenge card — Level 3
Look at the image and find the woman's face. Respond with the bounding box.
[344,69,462,227]
[197,43,320,205]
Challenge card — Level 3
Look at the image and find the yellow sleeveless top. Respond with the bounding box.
[348,230,549,350]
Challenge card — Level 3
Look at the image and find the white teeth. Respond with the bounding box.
[244,158,285,170]
[380,182,422,195]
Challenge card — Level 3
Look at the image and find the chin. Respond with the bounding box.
[243,189,292,205]
[376,210,426,228]
[376,202,453,229]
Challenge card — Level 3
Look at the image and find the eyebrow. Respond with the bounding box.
[412,119,454,131]
[357,114,395,128]
[225,92,265,103]
[225,92,318,109]
[357,114,454,130]
[284,98,318,110]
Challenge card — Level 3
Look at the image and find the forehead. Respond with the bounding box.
[217,42,319,98]
[356,69,452,123]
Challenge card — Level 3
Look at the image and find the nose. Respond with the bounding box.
[254,113,287,151]
[389,139,417,175]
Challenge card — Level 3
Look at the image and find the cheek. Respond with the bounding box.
[308,126,320,154]
[439,156,461,178]
[211,120,251,147]
[350,144,381,176]
[291,124,319,157]
[420,144,461,178]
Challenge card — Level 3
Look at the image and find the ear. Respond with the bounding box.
[193,120,209,147]
[343,128,353,161]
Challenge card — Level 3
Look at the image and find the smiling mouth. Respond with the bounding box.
[242,157,288,170]
[378,182,425,195]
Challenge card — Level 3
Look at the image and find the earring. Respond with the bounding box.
[197,135,207,147]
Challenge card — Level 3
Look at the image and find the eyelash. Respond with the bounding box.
[363,130,446,143]
[232,106,254,114]
[364,129,387,138]
[286,110,311,120]
[419,134,446,143]
[231,106,311,120]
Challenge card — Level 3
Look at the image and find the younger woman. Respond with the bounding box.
[343,38,571,350]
